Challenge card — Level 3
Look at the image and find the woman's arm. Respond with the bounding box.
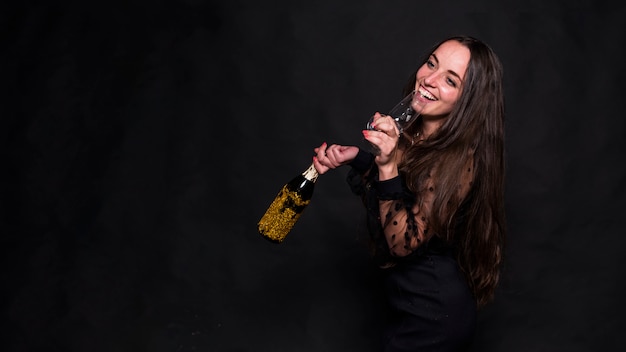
[376,176,428,257]
[378,155,475,257]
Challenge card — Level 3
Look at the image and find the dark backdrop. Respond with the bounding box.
[2,0,625,351]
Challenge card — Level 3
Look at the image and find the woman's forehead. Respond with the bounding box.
[431,41,470,78]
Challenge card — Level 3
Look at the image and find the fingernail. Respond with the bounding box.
[362,130,369,137]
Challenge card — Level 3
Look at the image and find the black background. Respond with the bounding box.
[2,0,625,351]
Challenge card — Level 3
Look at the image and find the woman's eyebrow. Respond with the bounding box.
[447,70,463,82]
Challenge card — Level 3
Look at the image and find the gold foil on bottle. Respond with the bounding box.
[257,185,311,243]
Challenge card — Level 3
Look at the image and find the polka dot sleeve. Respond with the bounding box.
[378,155,475,257]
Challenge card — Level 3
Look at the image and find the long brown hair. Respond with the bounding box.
[400,36,506,307]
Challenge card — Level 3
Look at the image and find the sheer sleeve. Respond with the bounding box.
[379,200,425,257]
[347,148,474,259]
[379,155,475,257]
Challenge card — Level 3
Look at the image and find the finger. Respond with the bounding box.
[312,156,329,175]
[315,142,328,158]
[316,142,340,169]
[324,146,341,168]
[364,130,398,157]
[364,128,393,142]
[363,130,383,149]
[369,112,385,130]
[376,115,400,137]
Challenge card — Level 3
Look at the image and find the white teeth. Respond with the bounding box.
[418,87,436,101]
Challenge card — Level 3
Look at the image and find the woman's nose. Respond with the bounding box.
[423,72,437,87]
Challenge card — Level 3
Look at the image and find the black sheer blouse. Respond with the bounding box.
[347,148,474,266]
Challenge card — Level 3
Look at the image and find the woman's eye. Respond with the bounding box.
[447,77,457,87]
[426,59,435,68]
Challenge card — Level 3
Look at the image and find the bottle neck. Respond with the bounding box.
[302,163,319,182]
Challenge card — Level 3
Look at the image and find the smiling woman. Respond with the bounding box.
[311,36,506,351]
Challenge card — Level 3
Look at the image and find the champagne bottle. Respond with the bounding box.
[257,163,319,243]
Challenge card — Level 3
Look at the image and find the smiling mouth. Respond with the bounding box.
[417,87,436,101]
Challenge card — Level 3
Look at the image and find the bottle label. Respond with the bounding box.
[258,185,311,243]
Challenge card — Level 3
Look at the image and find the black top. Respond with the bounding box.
[347,148,477,351]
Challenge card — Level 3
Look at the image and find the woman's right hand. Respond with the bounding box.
[363,112,401,180]
[313,142,359,175]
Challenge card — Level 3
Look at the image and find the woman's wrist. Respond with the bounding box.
[377,165,398,181]
[374,172,404,200]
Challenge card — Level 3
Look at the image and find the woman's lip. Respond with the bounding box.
[414,92,432,104]
[412,86,434,111]
[412,96,428,111]
[415,93,427,101]
[417,86,436,100]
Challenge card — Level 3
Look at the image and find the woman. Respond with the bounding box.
[312,36,506,351]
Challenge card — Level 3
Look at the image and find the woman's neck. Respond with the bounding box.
[421,119,443,139]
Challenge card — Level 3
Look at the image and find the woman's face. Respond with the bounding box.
[412,40,470,118]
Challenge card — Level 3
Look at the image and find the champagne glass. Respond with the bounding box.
[366,90,421,154]
[367,90,419,134]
